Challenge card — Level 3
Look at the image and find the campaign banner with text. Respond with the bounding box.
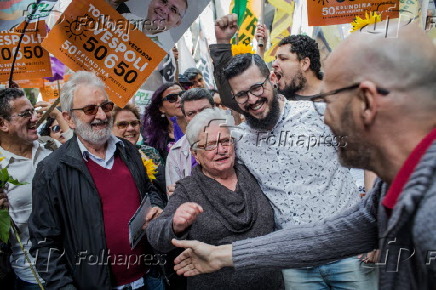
[42,0,167,108]
[308,0,400,26]
[0,20,52,82]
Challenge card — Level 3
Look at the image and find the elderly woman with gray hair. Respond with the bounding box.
[146,108,283,289]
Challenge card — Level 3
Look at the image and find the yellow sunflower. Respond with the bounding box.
[142,157,158,181]
[231,43,255,56]
[350,11,382,33]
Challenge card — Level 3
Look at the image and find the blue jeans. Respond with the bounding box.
[144,271,165,290]
[282,257,378,290]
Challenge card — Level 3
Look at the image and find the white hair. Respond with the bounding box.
[186,108,235,147]
[60,71,106,112]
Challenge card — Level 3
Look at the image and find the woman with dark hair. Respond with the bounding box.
[142,82,186,162]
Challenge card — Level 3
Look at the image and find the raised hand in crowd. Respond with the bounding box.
[35,101,70,131]
[215,13,238,44]
[172,202,203,234]
[255,23,268,57]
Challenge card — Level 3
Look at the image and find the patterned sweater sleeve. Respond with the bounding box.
[232,186,381,270]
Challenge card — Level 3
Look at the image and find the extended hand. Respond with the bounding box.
[172,202,203,234]
[172,239,230,276]
[215,14,238,44]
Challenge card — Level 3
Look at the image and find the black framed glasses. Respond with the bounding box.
[50,125,61,133]
[194,137,235,151]
[232,77,269,104]
[10,109,37,119]
[162,91,184,103]
[116,120,140,129]
[311,83,390,116]
[71,101,114,116]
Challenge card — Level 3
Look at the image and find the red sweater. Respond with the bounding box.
[86,155,147,286]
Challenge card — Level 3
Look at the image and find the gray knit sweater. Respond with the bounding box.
[147,163,284,289]
[233,141,436,289]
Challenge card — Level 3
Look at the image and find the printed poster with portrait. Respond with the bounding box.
[111,0,213,52]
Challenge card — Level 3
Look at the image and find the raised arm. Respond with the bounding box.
[209,14,241,112]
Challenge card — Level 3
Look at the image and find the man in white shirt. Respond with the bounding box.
[0,88,53,289]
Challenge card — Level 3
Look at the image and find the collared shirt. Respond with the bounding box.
[165,135,192,186]
[0,141,52,283]
[77,135,123,169]
[234,100,360,229]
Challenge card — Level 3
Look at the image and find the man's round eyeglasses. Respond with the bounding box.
[232,77,269,105]
[71,101,114,116]
[310,83,390,116]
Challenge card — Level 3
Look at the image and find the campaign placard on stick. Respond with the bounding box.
[42,0,167,108]
[0,20,52,82]
[307,0,399,26]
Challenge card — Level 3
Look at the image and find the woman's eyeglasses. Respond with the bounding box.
[195,137,235,151]
[115,120,140,129]
[50,125,61,133]
[162,91,185,103]
[70,101,114,116]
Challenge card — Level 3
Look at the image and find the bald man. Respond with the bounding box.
[172,22,436,289]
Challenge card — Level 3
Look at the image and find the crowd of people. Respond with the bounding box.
[0,12,435,290]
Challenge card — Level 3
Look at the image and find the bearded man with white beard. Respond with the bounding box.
[29,71,166,289]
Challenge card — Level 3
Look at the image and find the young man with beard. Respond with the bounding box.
[255,25,324,100]
[172,21,436,289]
[205,14,377,289]
[271,35,323,100]
[29,71,166,289]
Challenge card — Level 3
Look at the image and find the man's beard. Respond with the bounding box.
[334,103,371,169]
[242,89,281,131]
[73,115,113,146]
[279,70,307,100]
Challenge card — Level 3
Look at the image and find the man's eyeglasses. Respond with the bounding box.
[232,77,269,104]
[159,0,184,18]
[50,125,61,133]
[162,91,184,103]
[116,120,140,129]
[195,137,234,151]
[10,109,37,119]
[71,101,114,116]
[311,83,390,116]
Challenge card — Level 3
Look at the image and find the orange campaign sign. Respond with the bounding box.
[0,20,52,82]
[307,0,399,27]
[42,0,167,108]
[0,78,45,88]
